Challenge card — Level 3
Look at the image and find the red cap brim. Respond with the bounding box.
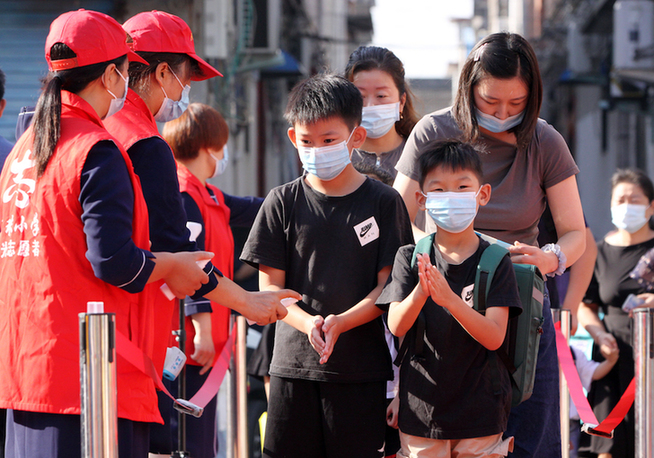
[189,52,222,80]
[127,49,149,66]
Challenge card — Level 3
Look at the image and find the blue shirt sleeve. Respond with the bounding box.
[79,140,155,293]
[127,137,220,298]
[222,193,264,227]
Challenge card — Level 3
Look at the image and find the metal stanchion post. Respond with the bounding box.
[80,301,118,458]
[173,298,190,458]
[633,308,654,458]
[552,308,571,458]
[226,314,236,458]
[235,316,249,458]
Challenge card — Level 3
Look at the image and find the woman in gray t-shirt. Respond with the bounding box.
[344,46,419,179]
[393,32,586,458]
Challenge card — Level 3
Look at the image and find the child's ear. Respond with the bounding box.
[416,189,427,211]
[478,183,492,206]
[351,125,367,148]
[287,127,298,148]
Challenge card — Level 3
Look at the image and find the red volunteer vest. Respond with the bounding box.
[104,90,176,373]
[177,165,232,361]
[0,92,161,422]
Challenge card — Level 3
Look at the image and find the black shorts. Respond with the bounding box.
[264,376,386,458]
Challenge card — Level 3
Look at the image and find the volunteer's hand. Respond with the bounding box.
[242,289,302,325]
[190,312,215,375]
[163,251,213,299]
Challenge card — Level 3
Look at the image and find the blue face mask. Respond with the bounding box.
[105,68,129,119]
[210,146,229,178]
[475,108,525,133]
[297,130,354,181]
[361,102,400,139]
[154,68,190,122]
[424,190,480,233]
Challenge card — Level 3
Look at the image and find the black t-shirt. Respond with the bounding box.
[241,176,413,383]
[376,238,522,440]
[584,237,654,345]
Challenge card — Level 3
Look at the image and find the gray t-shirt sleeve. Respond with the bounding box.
[535,121,580,190]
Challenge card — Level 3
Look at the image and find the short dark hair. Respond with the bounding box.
[453,32,542,151]
[344,46,419,138]
[418,140,484,190]
[162,103,229,160]
[612,168,654,202]
[0,68,6,100]
[284,73,362,130]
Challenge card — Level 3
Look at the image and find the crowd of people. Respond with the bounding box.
[0,7,648,458]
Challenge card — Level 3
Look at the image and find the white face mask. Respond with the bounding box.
[424,190,480,233]
[154,68,190,122]
[611,203,650,233]
[105,68,129,119]
[361,102,401,139]
[475,108,524,133]
[297,130,354,181]
[210,146,229,179]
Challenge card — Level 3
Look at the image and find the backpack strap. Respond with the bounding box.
[474,243,518,394]
[411,233,436,269]
[473,243,509,313]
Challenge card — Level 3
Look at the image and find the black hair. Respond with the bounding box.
[0,68,5,100]
[418,139,484,189]
[128,52,201,94]
[453,32,542,151]
[612,168,654,202]
[352,162,394,186]
[344,46,419,138]
[284,73,362,130]
[32,43,126,177]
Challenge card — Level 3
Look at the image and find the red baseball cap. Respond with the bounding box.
[45,9,148,71]
[123,11,222,81]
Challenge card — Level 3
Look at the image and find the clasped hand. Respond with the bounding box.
[305,314,344,364]
[415,253,458,309]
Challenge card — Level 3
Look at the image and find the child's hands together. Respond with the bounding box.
[417,253,458,309]
[306,315,326,358]
[319,314,344,364]
[303,314,344,364]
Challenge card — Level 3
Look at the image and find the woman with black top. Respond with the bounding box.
[579,168,654,458]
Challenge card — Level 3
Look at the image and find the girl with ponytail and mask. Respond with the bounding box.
[578,169,654,458]
[393,32,587,458]
[160,103,263,458]
[344,45,419,179]
[0,10,215,458]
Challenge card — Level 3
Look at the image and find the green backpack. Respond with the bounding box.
[407,232,545,407]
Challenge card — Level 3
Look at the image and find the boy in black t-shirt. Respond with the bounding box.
[241,74,413,458]
[377,140,522,458]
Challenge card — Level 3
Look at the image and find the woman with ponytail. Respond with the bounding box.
[0,10,214,458]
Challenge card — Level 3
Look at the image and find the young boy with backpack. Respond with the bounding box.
[377,140,522,458]
[240,73,413,458]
